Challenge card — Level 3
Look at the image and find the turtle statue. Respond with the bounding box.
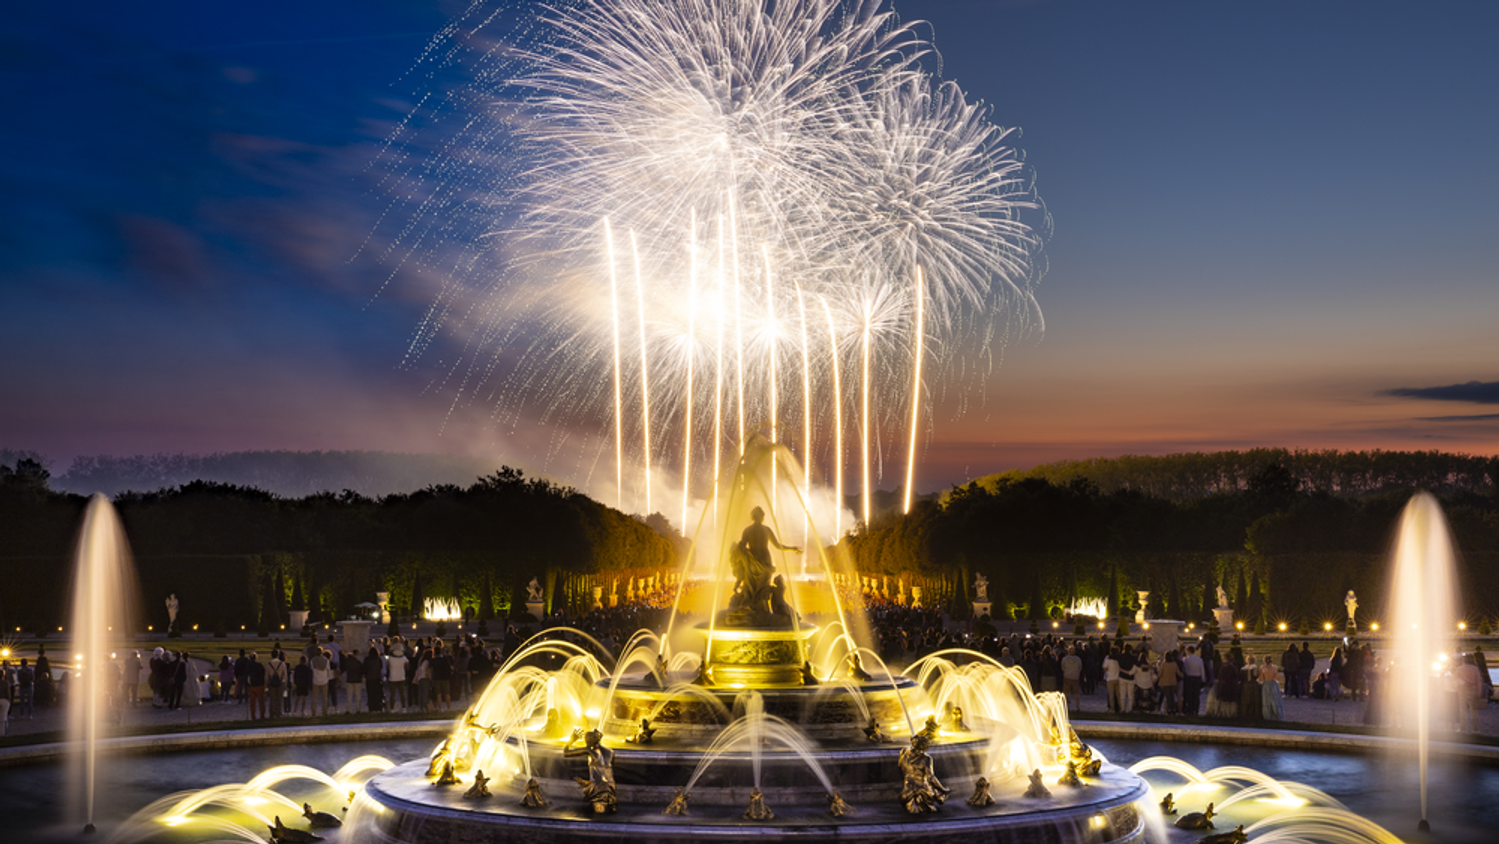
[827,791,855,818]
[625,717,658,745]
[1023,769,1051,799]
[1056,761,1084,788]
[1197,826,1247,844]
[947,705,969,733]
[967,777,995,807]
[847,653,874,682]
[663,787,690,816]
[1160,792,1178,815]
[744,787,775,820]
[862,717,890,743]
[520,778,548,808]
[267,816,322,844]
[301,803,342,828]
[1175,802,1216,830]
[432,759,461,787]
[464,770,492,799]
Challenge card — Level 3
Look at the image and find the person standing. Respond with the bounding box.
[16,659,34,719]
[1182,646,1204,716]
[1280,642,1301,698]
[1259,655,1284,721]
[292,656,312,715]
[1117,645,1137,714]
[168,652,187,710]
[431,643,453,713]
[310,648,332,717]
[363,647,385,713]
[1297,642,1315,700]
[1102,647,1122,713]
[1060,645,1083,712]
[0,663,11,735]
[246,653,267,720]
[266,650,288,719]
[1327,647,1345,702]
[343,647,365,713]
[1157,650,1181,715]
[1455,654,1483,733]
[385,644,409,712]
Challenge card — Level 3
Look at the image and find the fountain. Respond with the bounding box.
[1386,492,1459,833]
[68,494,138,834]
[344,439,1154,843]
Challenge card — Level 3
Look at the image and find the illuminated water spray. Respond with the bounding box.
[902,267,926,515]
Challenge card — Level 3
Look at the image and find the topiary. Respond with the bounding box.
[435,620,448,638]
[1297,619,1310,636]
[1115,617,1131,639]
[1254,618,1266,636]
[1479,616,1493,636]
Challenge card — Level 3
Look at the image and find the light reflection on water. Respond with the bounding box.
[1092,738,1498,844]
[0,739,434,842]
[1,736,1491,842]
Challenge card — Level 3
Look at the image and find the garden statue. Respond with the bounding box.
[464,770,491,799]
[268,816,322,843]
[1344,590,1358,625]
[827,791,855,817]
[1023,769,1051,799]
[527,577,544,603]
[947,704,968,732]
[967,777,995,807]
[1198,825,1247,844]
[743,787,775,820]
[1175,802,1216,830]
[1160,792,1177,815]
[863,716,889,742]
[520,778,547,808]
[165,593,179,631]
[918,714,941,741]
[663,788,690,815]
[432,759,460,786]
[898,734,950,813]
[847,653,874,682]
[301,803,342,828]
[974,573,989,600]
[1056,761,1083,788]
[1216,586,1230,609]
[564,727,617,814]
[625,717,657,744]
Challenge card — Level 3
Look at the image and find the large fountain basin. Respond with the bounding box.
[362,757,1149,843]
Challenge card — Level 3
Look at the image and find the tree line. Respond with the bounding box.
[0,460,677,635]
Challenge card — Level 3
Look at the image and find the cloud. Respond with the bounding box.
[1415,413,1499,423]
[1381,381,1499,404]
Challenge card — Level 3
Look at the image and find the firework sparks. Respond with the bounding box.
[376,0,1048,535]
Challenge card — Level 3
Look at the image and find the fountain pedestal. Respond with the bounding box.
[701,624,816,687]
[1213,608,1235,631]
[289,609,310,631]
[972,600,992,620]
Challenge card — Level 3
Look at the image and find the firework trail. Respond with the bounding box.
[374,0,1049,535]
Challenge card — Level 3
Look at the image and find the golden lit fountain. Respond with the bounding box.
[350,439,1153,843]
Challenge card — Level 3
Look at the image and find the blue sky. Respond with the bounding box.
[2,0,1495,494]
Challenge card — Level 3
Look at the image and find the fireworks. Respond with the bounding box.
[375,0,1048,535]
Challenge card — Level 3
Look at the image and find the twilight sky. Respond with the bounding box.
[2,0,1496,497]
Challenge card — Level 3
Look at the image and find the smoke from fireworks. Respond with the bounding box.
[374,0,1049,536]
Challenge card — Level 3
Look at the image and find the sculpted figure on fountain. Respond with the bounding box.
[898,734,950,813]
[564,727,617,814]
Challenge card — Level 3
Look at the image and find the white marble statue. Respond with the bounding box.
[165,593,179,628]
[973,573,989,601]
[1216,585,1230,609]
[1344,590,1358,624]
[527,577,544,603]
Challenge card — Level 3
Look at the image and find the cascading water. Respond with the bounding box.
[68,494,138,834]
[1386,492,1458,832]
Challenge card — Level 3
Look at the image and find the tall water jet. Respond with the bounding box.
[68,494,139,834]
[1386,491,1458,833]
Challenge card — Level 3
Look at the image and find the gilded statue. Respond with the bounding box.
[431,759,460,787]
[722,507,801,627]
[743,787,775,820]
[1056,761,1083,788]
[463,770,491,799]
[625,717,657,745]
[862,717,889,742]
[520,778,548,808]
[1198,825,1247,844]
[967,777,995,807]
[1023,769,1051,799]
[826,791,855,817]
[1160,792,1177,815]
[267,816,322,843]
[847,653,874,682]
[564,727,618,814]
[898,734,950,814]
[663,788,690,815]
[1174,802,1216,830]
[947,704,968,732]
[301,803,342,828]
